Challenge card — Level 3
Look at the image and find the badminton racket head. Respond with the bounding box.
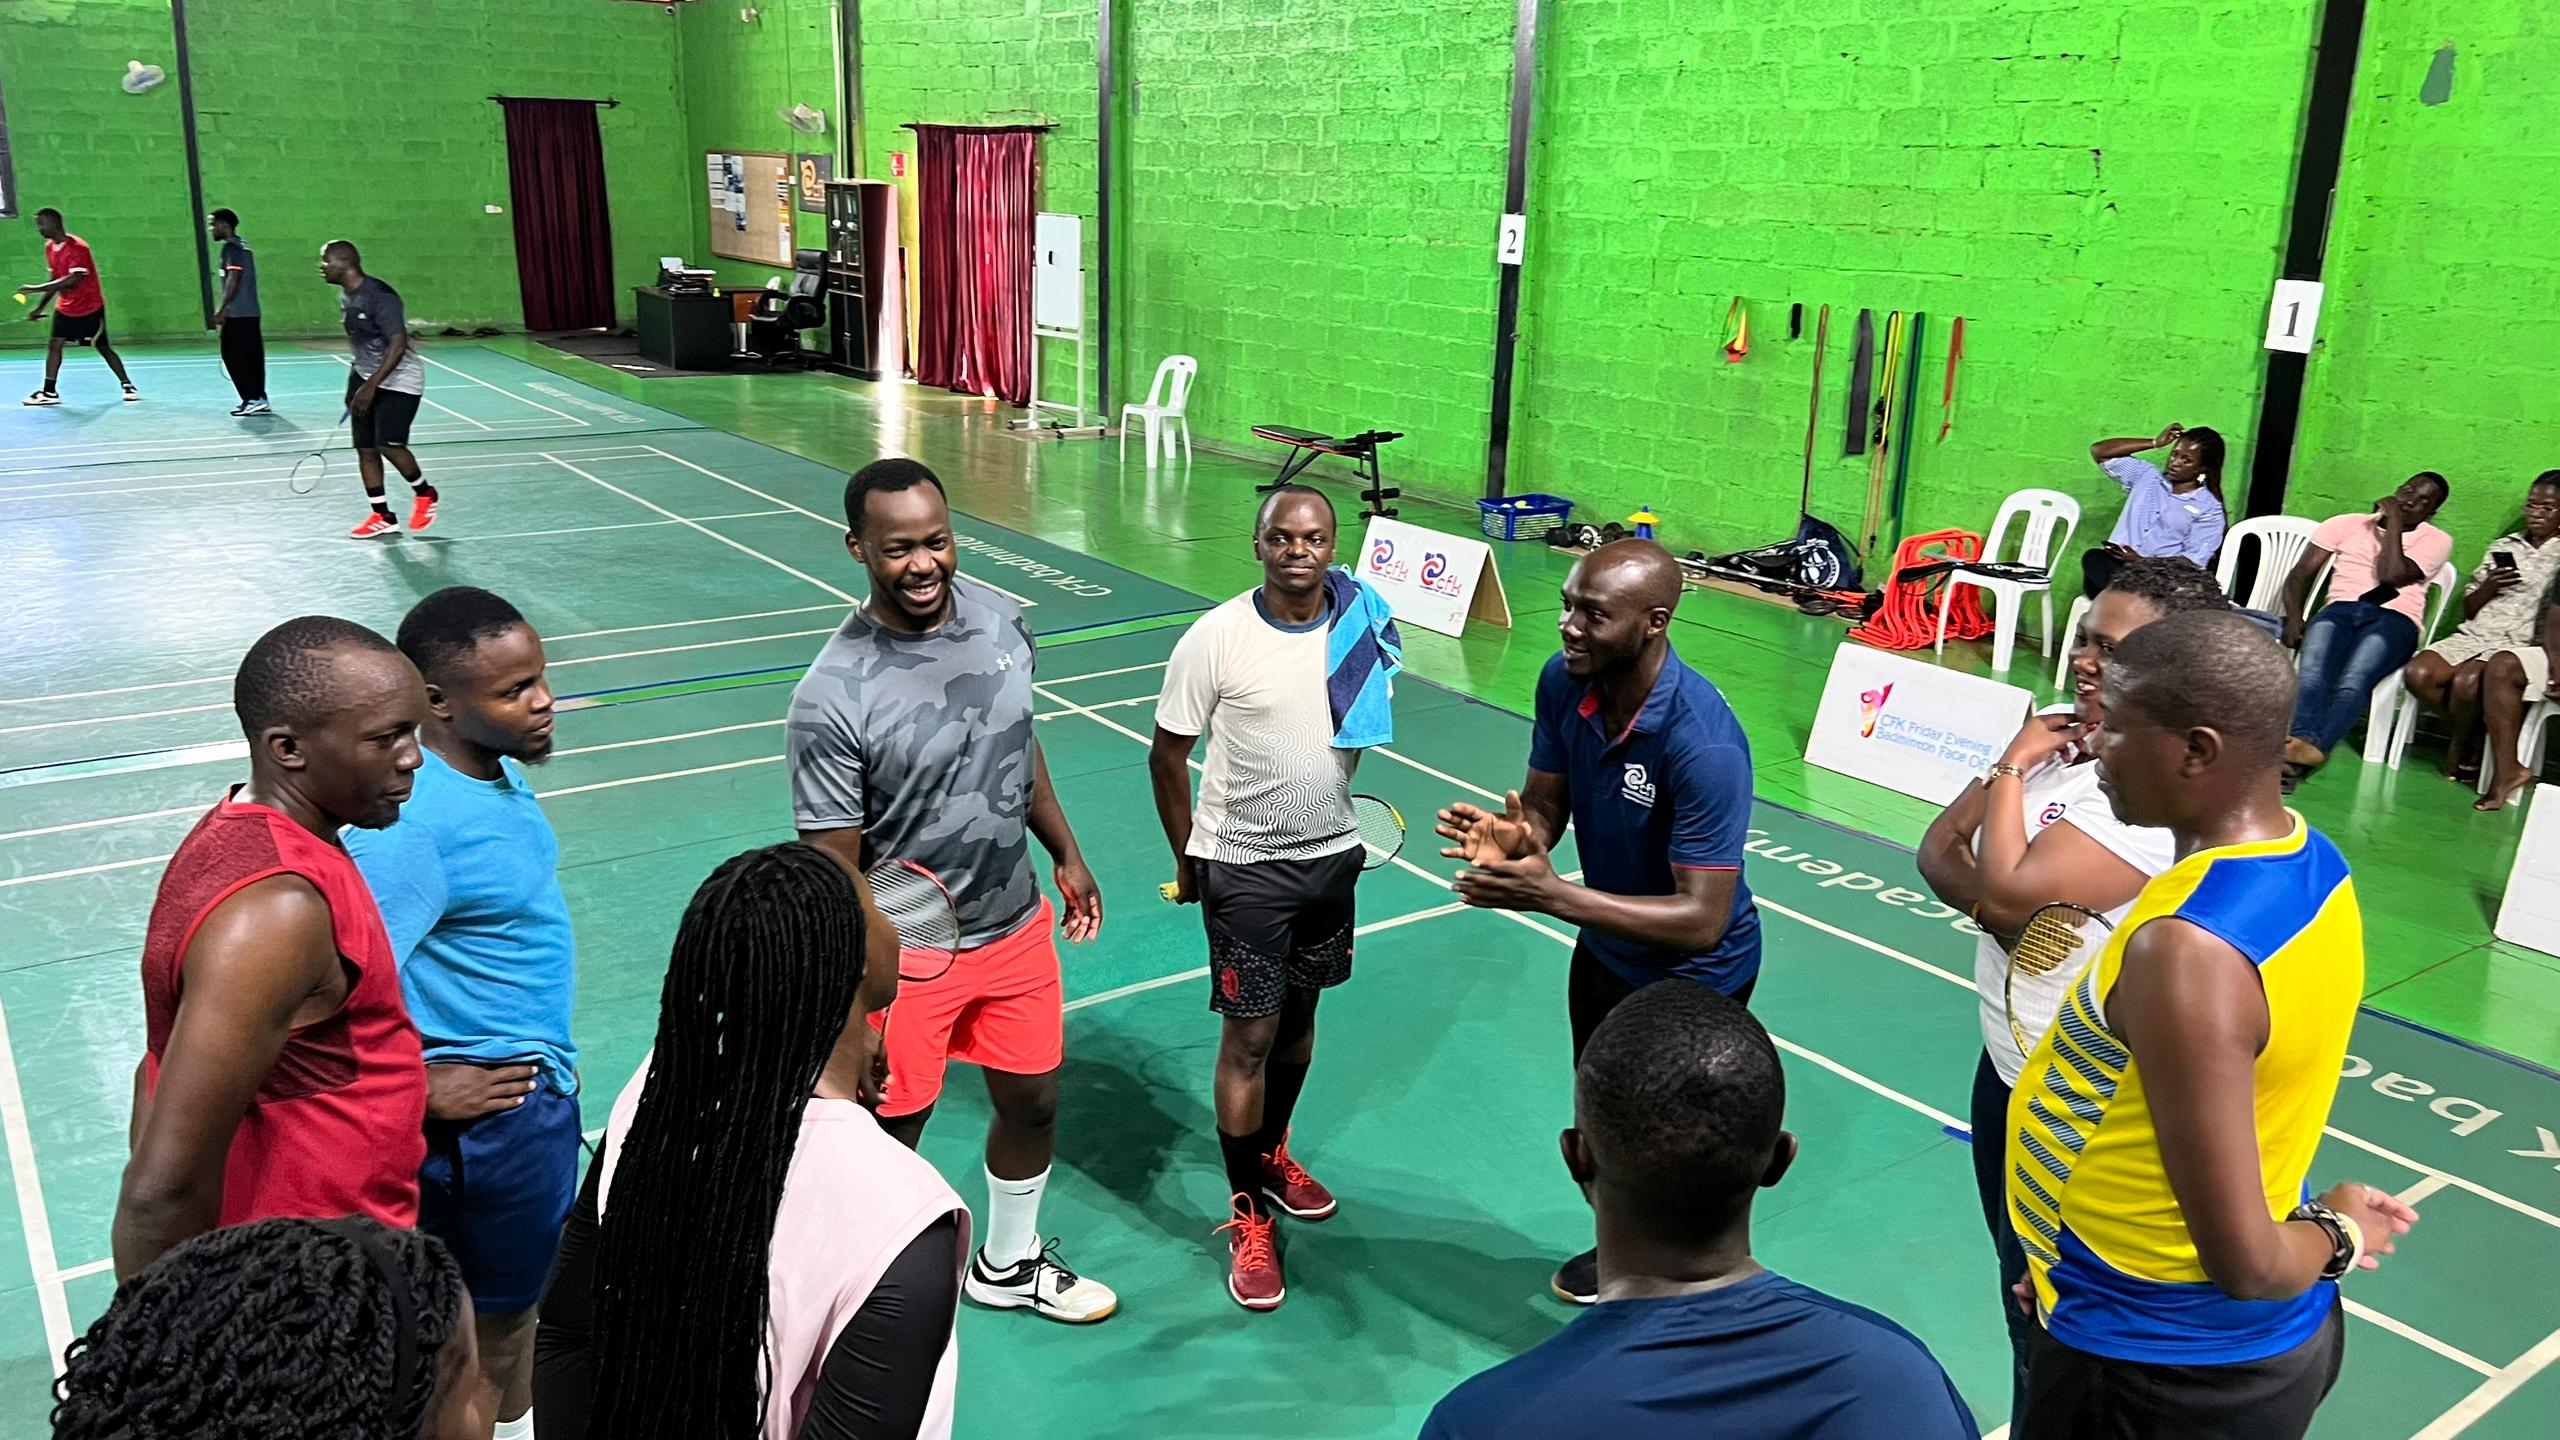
[2006,901,2112,1058]
[1351,793,1406,871]
[867,858,960,982]
[287,452,327,495]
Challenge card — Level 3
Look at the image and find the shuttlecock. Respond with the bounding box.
[122,61,167,94]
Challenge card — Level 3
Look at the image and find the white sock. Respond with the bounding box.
[982,1166,1049,1267]
[494,1414,536,1440]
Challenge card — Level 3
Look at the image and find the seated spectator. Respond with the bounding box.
[1915,554,2226,1419]
[53,1216,484,1440]
[2082,423,2229,597]
[1419,983,1977,1440]
[2404,472,2560,809]
[2278,472,2454,780]
[535,842,966,1440]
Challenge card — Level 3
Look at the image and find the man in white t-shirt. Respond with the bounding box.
[1148,485,1382,1313]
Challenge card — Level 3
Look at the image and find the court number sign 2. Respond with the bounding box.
[2264,279,2324,354]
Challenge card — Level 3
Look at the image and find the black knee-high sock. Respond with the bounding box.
[1219,1129,1266,1214]
[1254,1056,1311,1154]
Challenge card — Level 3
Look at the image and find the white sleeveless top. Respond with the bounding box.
[598,1060,969,1439]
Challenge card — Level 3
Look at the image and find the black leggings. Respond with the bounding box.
[219,316,265,403]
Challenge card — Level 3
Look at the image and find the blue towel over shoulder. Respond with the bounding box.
[1324,567,1402,749]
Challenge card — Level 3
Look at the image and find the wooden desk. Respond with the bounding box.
[632,286,731,371]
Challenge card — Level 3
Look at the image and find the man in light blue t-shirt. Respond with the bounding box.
[347,586,573,1440]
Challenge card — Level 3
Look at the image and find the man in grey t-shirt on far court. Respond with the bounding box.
[208,208,267,416]
[320,240,436,540]
[786,457,1118,1326]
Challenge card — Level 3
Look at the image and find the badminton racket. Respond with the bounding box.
[1159,794,1407,901]
[868,857,961,983]
[2005,901,2113,1058]
[287,406,351,495]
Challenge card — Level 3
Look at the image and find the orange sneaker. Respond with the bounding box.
[407,493,438,531]
[1260,1134,1337,1221]
[1216,1195,1284,1312]
[350,512,399,539]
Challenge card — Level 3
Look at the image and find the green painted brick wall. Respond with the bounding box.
[0,0,692,343]
[1515,0,2316,573]
[677,0,844,291]
[2293,4,2560,577]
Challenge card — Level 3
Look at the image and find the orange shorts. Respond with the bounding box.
[872,899,1063,1117]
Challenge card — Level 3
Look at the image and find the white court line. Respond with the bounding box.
[0,701,231,737]
[541,452,855,606]
[422,353,588,425]
[0,805,198,844]
[0,416,556,462]
[412,508,787,547]
[0,992,76,1371]
[0,445,656,504]
[0,853,170,888]
[0,442,651,497]
[2399,1173,2452,1207]
[2343,1297,2495,1375]
[2413,1324,2560,1439]
[637,444,1040,611]
[3,601,846,708]
[541,754,780,798]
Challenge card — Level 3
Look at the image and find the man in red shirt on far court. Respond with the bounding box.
[112,616,432,1280]
[20,207,138,406]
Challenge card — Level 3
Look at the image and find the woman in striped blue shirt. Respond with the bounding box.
[2083,423,2231,597]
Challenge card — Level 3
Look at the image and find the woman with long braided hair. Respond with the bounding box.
[535,841,967,1440]
[52,1215,484,1439]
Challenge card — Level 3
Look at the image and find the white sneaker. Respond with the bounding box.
[964,1239,1117,1324]
[121,383,140,403]
[23,389,58,407]
[229,401,253,417]
[244,397,272,415]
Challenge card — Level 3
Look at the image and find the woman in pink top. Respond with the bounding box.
[534,844,968,1440]
[2275,471,2454,780]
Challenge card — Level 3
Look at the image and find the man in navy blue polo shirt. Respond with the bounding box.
[1439,539,1761,1305]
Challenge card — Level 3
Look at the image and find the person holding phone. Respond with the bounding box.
[2403,472,2560,808]
[2275,472,2455,783]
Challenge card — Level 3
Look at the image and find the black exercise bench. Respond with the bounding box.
[1250,425,1402,518]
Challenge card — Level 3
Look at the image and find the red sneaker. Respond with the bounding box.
[407,493,438,531]
[1216,1195,1284,1311]
[350,512,399,539]
[1260,1134,1337,1221]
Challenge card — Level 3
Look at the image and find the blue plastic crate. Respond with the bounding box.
[1479,493,1573,542]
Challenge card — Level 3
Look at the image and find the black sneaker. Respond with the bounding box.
[1551,1247,1599,1305]
[963,1239,1118,1323]
[120,382,140,403]
[23,389,59,407]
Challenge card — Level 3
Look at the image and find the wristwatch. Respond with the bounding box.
[2290,1199,2365,1280]
[1985,762,2028,783]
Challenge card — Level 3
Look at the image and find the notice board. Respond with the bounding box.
[705,150,795,265]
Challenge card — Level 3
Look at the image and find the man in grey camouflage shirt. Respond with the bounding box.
[788,458,1117,1325]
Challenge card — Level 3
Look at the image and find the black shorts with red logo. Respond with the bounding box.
[1198,846,1361,1019]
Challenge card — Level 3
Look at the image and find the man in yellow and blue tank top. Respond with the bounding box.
[2004,611,2419,1439]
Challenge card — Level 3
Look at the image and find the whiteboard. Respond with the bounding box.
[1034,212,1082,330]
[705,151,795,266]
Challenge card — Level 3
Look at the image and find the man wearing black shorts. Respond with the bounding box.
[1438,540,1763,1306]
[21,208,139,406]
[1150,484,1390,1313]
[321,241,435,539]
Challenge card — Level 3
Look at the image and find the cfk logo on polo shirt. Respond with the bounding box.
[1622,762,1657,807]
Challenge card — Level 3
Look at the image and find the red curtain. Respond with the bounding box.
[499,98,615,332]
[914,125,1037,406]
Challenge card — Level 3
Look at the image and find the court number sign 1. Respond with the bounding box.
[2264,279,2324,354]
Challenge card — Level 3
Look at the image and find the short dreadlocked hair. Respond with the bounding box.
[52,1217,466,1440]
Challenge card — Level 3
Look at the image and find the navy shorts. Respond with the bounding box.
[419,1079,584,1314]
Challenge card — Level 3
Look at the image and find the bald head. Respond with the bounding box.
[2094,609,2296,831]
[1559,541,1683,680]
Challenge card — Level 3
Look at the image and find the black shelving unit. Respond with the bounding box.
[821,180,876,380]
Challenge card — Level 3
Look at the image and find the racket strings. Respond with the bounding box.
[1352,795,1406,858]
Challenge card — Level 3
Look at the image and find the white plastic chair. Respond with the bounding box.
[2051,514,2327,691]
[1936,488,2080,675]
[2363,561,2461,767]
[2479,699,2560,799]
[1118,355,1196,468]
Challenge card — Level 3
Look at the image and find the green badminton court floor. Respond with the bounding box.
[2,344,2557,1438]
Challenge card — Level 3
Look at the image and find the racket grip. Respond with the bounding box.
[1159,881,1179,902]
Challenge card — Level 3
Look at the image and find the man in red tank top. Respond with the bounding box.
[114,616,432,1280]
